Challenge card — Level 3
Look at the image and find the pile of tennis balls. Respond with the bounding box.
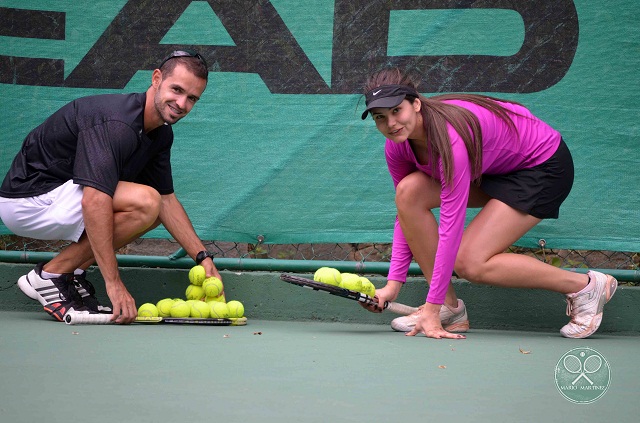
[136,264,245,319]
[313,267,376,297]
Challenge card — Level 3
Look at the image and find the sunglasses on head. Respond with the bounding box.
[159,50,208,69]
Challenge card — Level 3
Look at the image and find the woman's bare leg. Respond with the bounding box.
[455,199,588,294]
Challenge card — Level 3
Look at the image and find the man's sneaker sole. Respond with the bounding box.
[42,303,87,322]
[18,273,53,306]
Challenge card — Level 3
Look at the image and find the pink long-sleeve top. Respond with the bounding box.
[385,99,561,304]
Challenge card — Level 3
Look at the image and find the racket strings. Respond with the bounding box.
[583,355,602,373]
[563,355,582,373]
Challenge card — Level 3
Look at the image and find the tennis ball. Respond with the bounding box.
[156,298,175,317]
[313,267,329,282]
[203,276,223,297]
[170,300,190,317]
[205,293,226,303]
[188,265,206,286]
[314,267,341,286]
[209,301,229,318]
[185,284,205,300]
[360,277,376,297]
[138,303,158,317]
[341,273,363,292]
[226,300,245,318]
[190,301,210,318]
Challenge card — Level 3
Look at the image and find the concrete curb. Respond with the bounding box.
[1,263,638,334]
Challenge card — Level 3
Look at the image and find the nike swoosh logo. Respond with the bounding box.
[373,90,382,95]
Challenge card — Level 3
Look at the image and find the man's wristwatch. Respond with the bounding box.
[195,250,214,265]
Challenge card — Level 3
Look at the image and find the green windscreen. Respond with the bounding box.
[0,0,638,251]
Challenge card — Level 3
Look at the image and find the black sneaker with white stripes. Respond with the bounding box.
[73,270,112,314]
[17,262,91,322]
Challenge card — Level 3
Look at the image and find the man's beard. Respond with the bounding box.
[154,94,181,125]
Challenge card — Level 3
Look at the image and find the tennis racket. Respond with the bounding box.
[64,313,247,326]
[279,273,417,315]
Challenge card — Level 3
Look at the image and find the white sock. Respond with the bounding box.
[41,270,62,280]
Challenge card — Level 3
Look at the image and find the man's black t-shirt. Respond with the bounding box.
[0,92,174,198]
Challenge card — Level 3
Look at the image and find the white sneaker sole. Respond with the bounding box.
[17,272,60,307]
[17,274,40,302]
[391,319,469,333]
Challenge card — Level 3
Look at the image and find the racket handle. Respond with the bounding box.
[65,313,114,325]
[384,301,418,315]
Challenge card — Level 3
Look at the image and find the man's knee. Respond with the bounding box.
[135,186,161,221]
[114,183,161,222]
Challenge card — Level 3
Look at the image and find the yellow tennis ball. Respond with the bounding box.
[185,284,205,300]
[314,267,328,281]
[188,265,206,286]
[156,298,175,317]
[205,293,226,303]
[341,273,363,292]
[314,267,341,286]
[209,301,229,318]
[203,277,223,297]
[190,301,210,318]
[170,300,190,318]
[360,277,376,297]
[226,300,244,318]
[138,303,158,317]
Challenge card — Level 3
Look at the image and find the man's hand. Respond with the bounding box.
[105,279,137,324]
[201,256,221,280]
[406,302,466,339]
[200,256,225,297]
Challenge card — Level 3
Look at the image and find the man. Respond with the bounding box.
[0,51,221,324]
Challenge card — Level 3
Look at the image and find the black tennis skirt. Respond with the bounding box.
[480,139,574,219]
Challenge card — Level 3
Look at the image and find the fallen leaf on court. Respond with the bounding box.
[438,365,446,369]
[253,332,262,335]
[519,347,531,354]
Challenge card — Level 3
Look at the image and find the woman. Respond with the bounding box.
[360,67,617,339]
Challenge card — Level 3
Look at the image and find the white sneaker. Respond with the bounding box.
[17,262,90,322]
[560,271,618,339]
[391,299,469,333]
[73,271,112,313]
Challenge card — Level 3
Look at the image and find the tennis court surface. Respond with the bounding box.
[1,309,638,423]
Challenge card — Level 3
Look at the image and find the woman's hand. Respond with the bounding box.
[360,280,403,313]
[406,302,466,339]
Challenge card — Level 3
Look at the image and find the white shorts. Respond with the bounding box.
[0,180,85,242]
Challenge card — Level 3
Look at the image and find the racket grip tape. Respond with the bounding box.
[384,302,418,315]
[65,313,114,325]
